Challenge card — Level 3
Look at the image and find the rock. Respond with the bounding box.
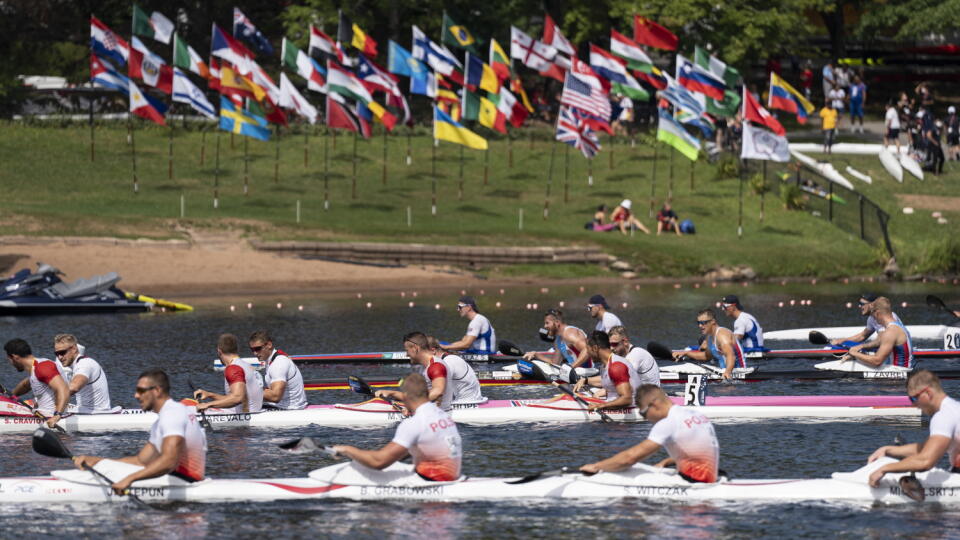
[620,271,638,279]
[736,265,757,280]
[611,260,632,271]
[704,265,756,281]
[883,257,900,278]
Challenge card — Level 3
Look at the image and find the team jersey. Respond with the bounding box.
[69,356,112,412]
[706,328,747,369]
[930,396,960,470]
[30,358,66,415]
[391,401,462,481]
[554,325,586,365]
[148,399,208,481]
[882,321,913,368]
[223,359,264,413]
[264,350,308,410]
[647,406,720,483]
[599,354,643,405]
[595,311,623,333]
[866,312,902,337]
[415,355,483,410]
[624,346,660,386]
[732,312,764,350]
[465,314,496,354]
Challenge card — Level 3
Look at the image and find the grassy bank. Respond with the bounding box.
[1,120,954,279]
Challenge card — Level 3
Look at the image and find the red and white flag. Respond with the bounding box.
[510,26,556,72]
[543,14,575,56]
[743,87,785,136]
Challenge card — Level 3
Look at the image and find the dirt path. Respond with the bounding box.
[896,194,960,212]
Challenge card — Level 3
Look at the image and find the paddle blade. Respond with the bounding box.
[348,375,374,396]
[506,466,577,485]
[498,340,524,357]
[899,475,926,502]
[32,427,73,459]
[927,295,955,317]
[808,331,831,345]
[646,341,675,361]
[538,327,554,343]
[566,366,580,385]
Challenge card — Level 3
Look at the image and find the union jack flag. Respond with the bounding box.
[556,105,601,158]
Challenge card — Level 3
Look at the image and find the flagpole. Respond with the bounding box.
[483,147,489,186]
[129,116,139,194]
[563,144,570,203]
[649,143,658,218]
[382,129,388,185]
[587,156,593,186]
[304,127,309,169]
[508,132,513,168]
[200,128,206,166]
[689,159,695,192]
[432,108,438,216]
[609,133,614,169]
[668,147,675,200]
[761,160,767,223]
[332,129,337,151]
[168,119,174,181]
[214,129,221,208]
[88,95,95,162]
[351,131,358,199]
[243,137,249,195]
[406,126,412,166]
[323,126,330,210]
[458,146,464,201]
[543,142,555,219]
[738,159,745,238]
[274,126,281,184]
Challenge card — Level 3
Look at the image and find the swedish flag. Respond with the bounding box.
[219,96,270,141]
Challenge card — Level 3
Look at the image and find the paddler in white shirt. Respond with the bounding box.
[867,370,959,487]
[581,384,721,483]
[523,308,589,367]
[671,309,746,380]
[609,326,660,386]
[334,373,463,481]
[843,302,913,369]
[74,369,208,494]
[574,331,643,412]
[5,338,69,428]
[831,293,902,346]
[444,296,497,354]
[719,295,764,352]
[53,334,112,413]
[249,330,307,410]
[376,332,483,411]
[193,333,264,413]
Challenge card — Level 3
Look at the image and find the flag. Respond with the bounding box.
[211,23,253,74]
[741,123,790,162]
[435,73,459,104]
[326,93,369,137]
[743,87,785,135]
[489,39,511,82]
[434,106,488,150]
[91,54,130,94]
[327,61,373,103]
[676,107,714,138]
[412,25,462,81]
[635,64,667,90]
[309,26,335,59]
[589,44,647,99]
[132,5,174,45]
[556,106,600,158]
[173,34,210,80]
[233,8,274,55]
[465,53,500,93]
[219,96,269,140]
[442,13,478,54]
[497,86,528,127]
[478,93,507,133]
[769,72,815,124]
[511,77,534,113]
[656,109,700,161]
[90,16,129,66]
[361,101,398,131]
[610,29,652,68]
[543,14,575,55]
[706,89,741,119]
[338,12,377,56]
[561,70,611,120]
[208,57,221,90]
[388,40,434,97]
[677,55,725,100]
[661,74,705,117]
[357,55,399,95]
[129,80,166,125]
[246,63,288,126]
[219,65,265,101]
[278,72,318,124]
[633,15,678,51]
[129,37,173,94]
[510,26,556,72]
[173,68,216,119]
[281,38,326,92]
[461,88,481,121]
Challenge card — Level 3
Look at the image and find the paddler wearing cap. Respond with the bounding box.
[443,296,497,355]
[831,293,902,347]
[719,295,764,353]
[609,199,650,235]
[571,295,624,368]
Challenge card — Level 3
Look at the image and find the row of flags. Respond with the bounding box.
[87,6,817,166]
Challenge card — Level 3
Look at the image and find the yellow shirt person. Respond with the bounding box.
[820,107,838,131]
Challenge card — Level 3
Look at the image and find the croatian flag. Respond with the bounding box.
[90,16,129,66]
[676,55,725,100]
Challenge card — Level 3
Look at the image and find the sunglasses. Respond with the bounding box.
[54,347,73,357]
[696,319,714,326]
[638,403,651,418]
[609,340,623,347]
[457,304,468,310]
[858,301,870,307]
[135,385,157,395]
[908,386,930,404]
[250,345,265,353]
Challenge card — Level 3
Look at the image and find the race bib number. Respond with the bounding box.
[945,331,960,350]
[684,375,706,406]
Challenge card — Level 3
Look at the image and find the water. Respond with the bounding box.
[1,281,959,538]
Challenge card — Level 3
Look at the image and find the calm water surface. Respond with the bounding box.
[1,281,959,539]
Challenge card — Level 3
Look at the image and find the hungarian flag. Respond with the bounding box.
[173,34,210,80]
[129,37,173,94]
[338,12,377,56]
[129,80,166,125]
[633,15,678,51]
[132,5,174,44]
[489,39,511,82]
[327,60,373,103]
[743,87,785,136]
[497,86,528,127]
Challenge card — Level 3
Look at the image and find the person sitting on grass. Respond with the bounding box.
[609,199,650,235]
[656,202,682,236]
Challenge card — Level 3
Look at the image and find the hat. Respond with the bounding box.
[860,292,879,302]
[950,106,957,114]
[620,199,632,210]
[721,294,742,308]
[588,294,610,309]
[458,296,478,312]
[916,111,925,118]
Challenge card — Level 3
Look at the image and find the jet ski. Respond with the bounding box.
[0,262,153,314]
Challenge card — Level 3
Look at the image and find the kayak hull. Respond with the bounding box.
[764,325,952,341]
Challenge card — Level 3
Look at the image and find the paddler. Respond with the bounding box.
[376,332,483,410]
[52,334,113,413]
[580,384,720,483]
[609,326,660,386]
[333,373,462,481]
[831,293,902,346]
[719,295,764,352]
[5,338,69,428]
[671,309,746,380]
[73,369,208,494]
[843,301,913,368]
[444,296,497,354]
[574,331,643,412]
[249,331,307,410]
[587,294,623,333]
[193,334,264,413]
[523,308,589,367]
[867,370,957,487]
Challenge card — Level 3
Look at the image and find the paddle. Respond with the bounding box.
[553,379,613,423]
[808,331,831,346]
[277,437,339,456]
[887,434,925,502]
[498,340,525,357]
[927,295,959,320]
[31,427,150,507]
[348,375,404,413]
[647,341,729,380]
[187,380,213,432]
[506,465,594,485]
[0,382,66,434]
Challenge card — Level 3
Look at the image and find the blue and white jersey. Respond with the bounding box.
[465,314,496,354]
[733,312,764,351]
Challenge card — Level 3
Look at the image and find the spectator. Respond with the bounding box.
[910,109,924,151]
[946,106,959,161]
[613,94,634,136]
[610,199,651,235]
[884,100,902,154]
[820,101,838,154]
[922,108,944,175]
[849,75,867,134]
[916,83,934,108]
[828,84,846,132]
[821,61,835,102]
[800,61,814,100]
[585,204,616,232]
[835,65,850,93]
[656,203,682,236]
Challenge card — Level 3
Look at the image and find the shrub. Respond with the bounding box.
[780,183,805,210]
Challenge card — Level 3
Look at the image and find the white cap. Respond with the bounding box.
[917,111,924,118]
[950,106,956,114]
[620,199,632,210]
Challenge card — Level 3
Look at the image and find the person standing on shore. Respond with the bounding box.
[849,75,867,134]
[884,100,902,153]
[820,101,838,154]
[444,296,497,355]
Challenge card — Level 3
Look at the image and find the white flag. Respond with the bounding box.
[150,11,175,44]
[741,123,790,162]
[510,26,556,71]
[279,72,318,124]
[172,68,215,119]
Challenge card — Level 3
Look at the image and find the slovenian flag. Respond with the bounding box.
[677,55,725,100]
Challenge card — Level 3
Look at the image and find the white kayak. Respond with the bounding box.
[900,154,924,180]
[790,150,855,189]
[845,166,872,184]
[789,143,911,156]
[764,325,953,342]
[879,148,904,182]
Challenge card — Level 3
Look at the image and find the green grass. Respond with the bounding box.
[0,120,954,279]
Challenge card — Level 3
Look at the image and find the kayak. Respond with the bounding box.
[764,325,954,342]
[213,351,530,370]
[9,457,952,504]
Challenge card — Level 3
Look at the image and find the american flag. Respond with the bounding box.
[556,106,601,158]
[561,72,612,120]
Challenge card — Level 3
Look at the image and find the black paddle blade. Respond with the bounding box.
[348,375,373,396]
[566,366,580,385]
[899,475,926,502]
[927,295,949,313]
[498,340,524,357]
[279,437,322,453]
[538,327,554,343]
[506,466,577,485]
[646,341,675,361]
[32,427,73,459]
[808,331,831,345]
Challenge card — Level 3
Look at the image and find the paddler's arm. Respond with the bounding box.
[332,442,408,470]
[196,381,245,411]
[445,334,476,351]
[74,440,160,471]
[567,330,590,369]
[11,377,29,396]
[427,376,446,404]
[831,327,871,346]
[676,348,709,362]
[589,382,633,411]
[68,373,89,396]
[523,351,559,365]
[47,375,70,427]
[374,389,405,401]
[717,334,737,379]
[580,439,660,474]
[112,436,186,494]
[868,435,950,487]
[869,442,921,463]
[262,380,287,403]
[847,332,895,368]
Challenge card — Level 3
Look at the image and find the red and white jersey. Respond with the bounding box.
[148,399,208,481]
[414,355,483,411]
[647,405,720,483]
[930,396,960,470]
[391,401,462,481]
[624,346,660,387]
[223,359,264,414]
[30,358,66,415]
[600,354,643,405]
[264,349,307,410]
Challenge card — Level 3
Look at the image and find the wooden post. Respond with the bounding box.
[508,134,513,168]
[431,138,437,215]
[483,147,489,185]
[406,127,412,166]
[689,158,695,192]
[458,146,464,200]
[382,129,388,185]
[563,144,570,203]
[668,147,675,200]
[214,130,221,209]
[351,131,358,199]
[243,137,249,195]
[168,124,174,180]
[609,134,614,169]
[129,117,139,194]
[738,159,745,238]
[88,96,95,162]
[274,126,280,184]
[304,128,309,169]
[649,144,658,218]
[200,129,206,166]
[323,127,330,210]
[544,143,556,219]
